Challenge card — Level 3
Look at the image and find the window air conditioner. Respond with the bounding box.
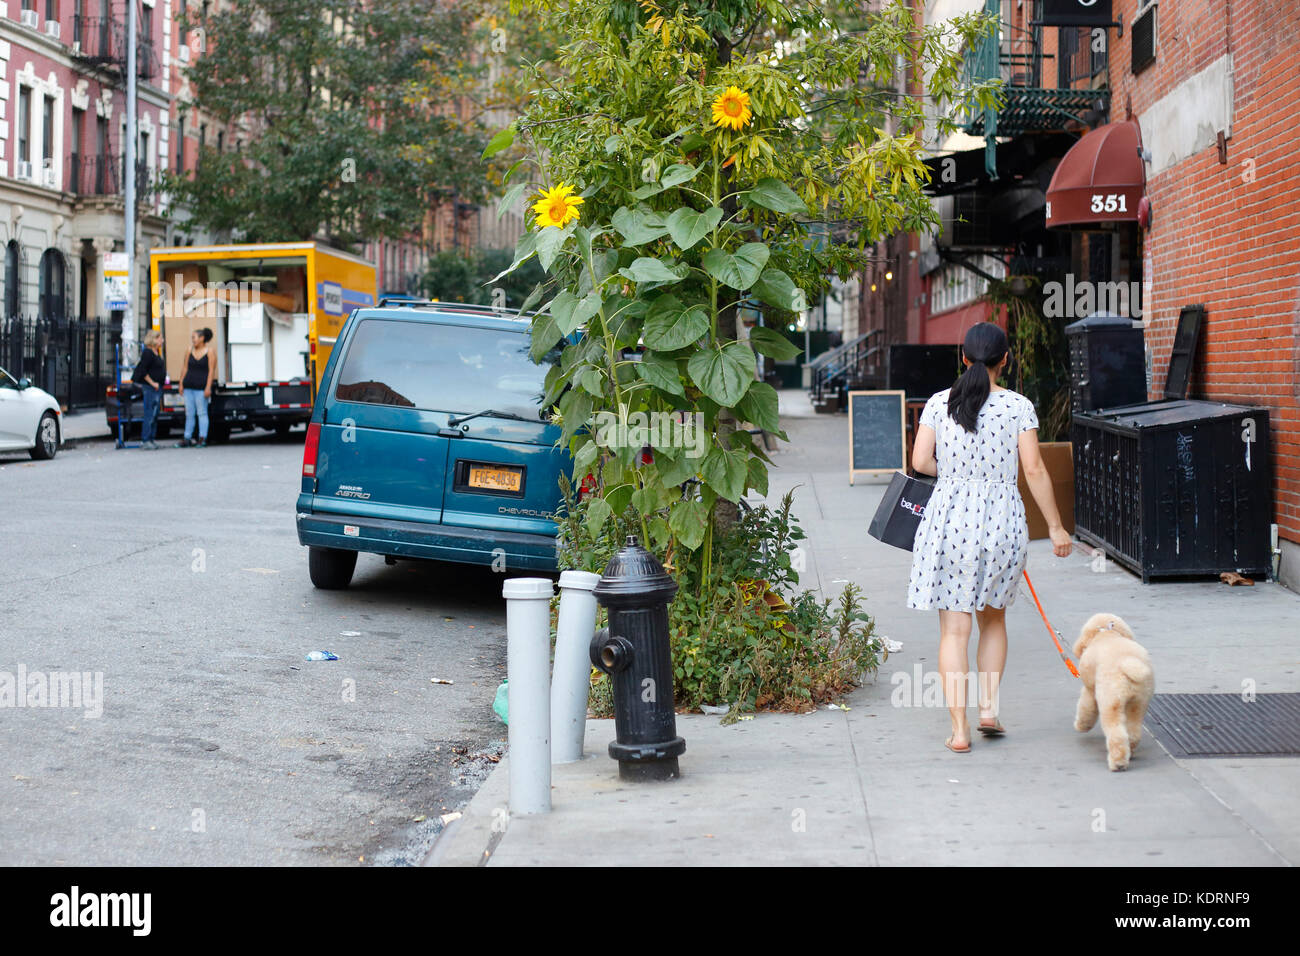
[20,9,39,28]
[45,19,60,40]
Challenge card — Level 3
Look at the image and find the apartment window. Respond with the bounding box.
[42,96,55,172]
[96,114,109,194]
[175,113,185,171]
[73,0,82,45]
[18,88,32,166]
[216,130,224,152]
[45,0,57,20]
[71,107,84,179]
[4,242,20,319]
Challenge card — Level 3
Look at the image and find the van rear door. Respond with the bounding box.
[314,317,456,523]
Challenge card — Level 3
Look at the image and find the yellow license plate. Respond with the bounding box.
[468,464,522,492]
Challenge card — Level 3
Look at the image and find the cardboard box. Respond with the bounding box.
[1018,441,1075,540]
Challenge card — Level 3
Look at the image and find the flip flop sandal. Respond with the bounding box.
[977,720,1006,736]
[945,735,972,753]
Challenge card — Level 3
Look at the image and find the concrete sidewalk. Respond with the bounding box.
[430,395,1300,866]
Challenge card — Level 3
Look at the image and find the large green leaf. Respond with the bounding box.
[497,183,526,223]
[611,206,669,245]
[686,341,756,406]
[536,224,573,273]
[619,257,685,285]
[635,350,686,397]
[668,498,708,550]
[665,206,722,251]
[491,229,538,282]
[633,163,700,199]
[701,243,769,290]
[529,312,562,363]
[751,268,803,311]
[735,381,782,433]
[747,326,802,362]
[744,178,807,215]
[643,294,708,350]
[701,446,747,503]
[585,496,613,535]
[481,125,515,159]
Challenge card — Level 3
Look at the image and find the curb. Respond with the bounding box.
[423,750,514,867]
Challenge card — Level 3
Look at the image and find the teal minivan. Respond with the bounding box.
[296,301,568,589]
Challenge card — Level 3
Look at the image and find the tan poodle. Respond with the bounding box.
[1072,613,1155,771]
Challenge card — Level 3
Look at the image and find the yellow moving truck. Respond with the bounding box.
[106,242,377,441]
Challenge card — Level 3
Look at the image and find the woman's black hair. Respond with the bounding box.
[947,321,1008,434]
[199,327,213,344]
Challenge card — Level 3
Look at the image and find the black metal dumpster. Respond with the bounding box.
[1065,313,1147,413]
[1071,400,1272,581]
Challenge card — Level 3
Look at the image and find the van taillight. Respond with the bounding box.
[303,422,321,477]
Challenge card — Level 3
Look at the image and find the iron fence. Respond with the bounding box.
[0,315,119,409]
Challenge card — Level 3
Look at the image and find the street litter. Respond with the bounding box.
[241,568,280,574]
[881,637,904,653]
[430,678,454,685]
[492,679,509,725]
[305,651,339,661]
[440,812,462,825]
[826,702,850,712]
[341,630,362,636]
[700,703,730,716]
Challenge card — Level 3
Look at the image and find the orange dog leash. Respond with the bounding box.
[1023,570,1080,678]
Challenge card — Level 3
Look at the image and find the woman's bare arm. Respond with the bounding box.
[911,423,938,476]
[1019,428,1073,556]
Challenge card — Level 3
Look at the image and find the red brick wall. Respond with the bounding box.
[1110,0,1300,542]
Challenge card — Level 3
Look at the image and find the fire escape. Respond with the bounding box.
[67,9,161,199]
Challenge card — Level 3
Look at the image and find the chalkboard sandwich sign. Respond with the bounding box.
[847,390,907,485]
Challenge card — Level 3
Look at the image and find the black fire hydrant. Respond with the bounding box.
[590,535,686,781]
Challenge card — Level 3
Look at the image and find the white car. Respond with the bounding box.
[0,366,61,460]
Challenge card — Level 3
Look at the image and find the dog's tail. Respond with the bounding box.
[1119,655,1153,686]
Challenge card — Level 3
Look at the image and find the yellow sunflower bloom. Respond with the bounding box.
[711,86,752,131]
[531,183,584,229]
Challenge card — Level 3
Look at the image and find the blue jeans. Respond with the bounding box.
[183,388,209,441]
[141,386,161,443]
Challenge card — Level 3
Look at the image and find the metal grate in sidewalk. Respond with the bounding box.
[1144,693,1300,758]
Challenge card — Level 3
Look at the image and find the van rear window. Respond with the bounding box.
[334,319,549,419]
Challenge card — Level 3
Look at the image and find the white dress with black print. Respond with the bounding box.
[907,388,1039,612]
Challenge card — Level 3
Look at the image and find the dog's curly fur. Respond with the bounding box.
[1073,613,1155,771]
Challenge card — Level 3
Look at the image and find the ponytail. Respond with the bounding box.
[947,321,1008,434]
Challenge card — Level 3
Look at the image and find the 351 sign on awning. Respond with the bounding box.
[1039,0,1113,27]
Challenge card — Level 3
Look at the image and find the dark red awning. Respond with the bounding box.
[1045,120,1146,228]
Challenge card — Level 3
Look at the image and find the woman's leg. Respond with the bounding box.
[938,609,973,747]
[975,605,1008,724]
[197,391,209,441]
[183,389,196,440]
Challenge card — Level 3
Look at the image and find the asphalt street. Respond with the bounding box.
[0,427,516,865]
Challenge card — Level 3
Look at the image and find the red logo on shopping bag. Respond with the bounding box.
[899,497,926,517]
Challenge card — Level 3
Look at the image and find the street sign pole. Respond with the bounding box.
[123,0,138,358]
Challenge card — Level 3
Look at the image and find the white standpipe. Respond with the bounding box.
[551,570,601,763]
[502,577,554,814]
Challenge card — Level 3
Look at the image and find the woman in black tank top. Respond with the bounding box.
[177,328,216,447]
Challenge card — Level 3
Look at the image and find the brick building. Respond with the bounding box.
[1103,0,1300,586]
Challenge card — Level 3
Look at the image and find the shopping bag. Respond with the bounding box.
[867,471,935,551]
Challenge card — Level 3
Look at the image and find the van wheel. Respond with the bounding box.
[309,547,357,589]
[30,412,58,460]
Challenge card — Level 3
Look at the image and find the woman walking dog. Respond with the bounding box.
[907,322,1072,753]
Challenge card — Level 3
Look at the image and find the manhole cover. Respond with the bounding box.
[1144,693,1300,758]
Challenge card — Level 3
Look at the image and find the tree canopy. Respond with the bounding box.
[171,0,494,247]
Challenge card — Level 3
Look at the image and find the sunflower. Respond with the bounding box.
[711,86,752,131]
[531,183,584,228]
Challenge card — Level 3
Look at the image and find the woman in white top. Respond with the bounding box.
[908,321,1072,754]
